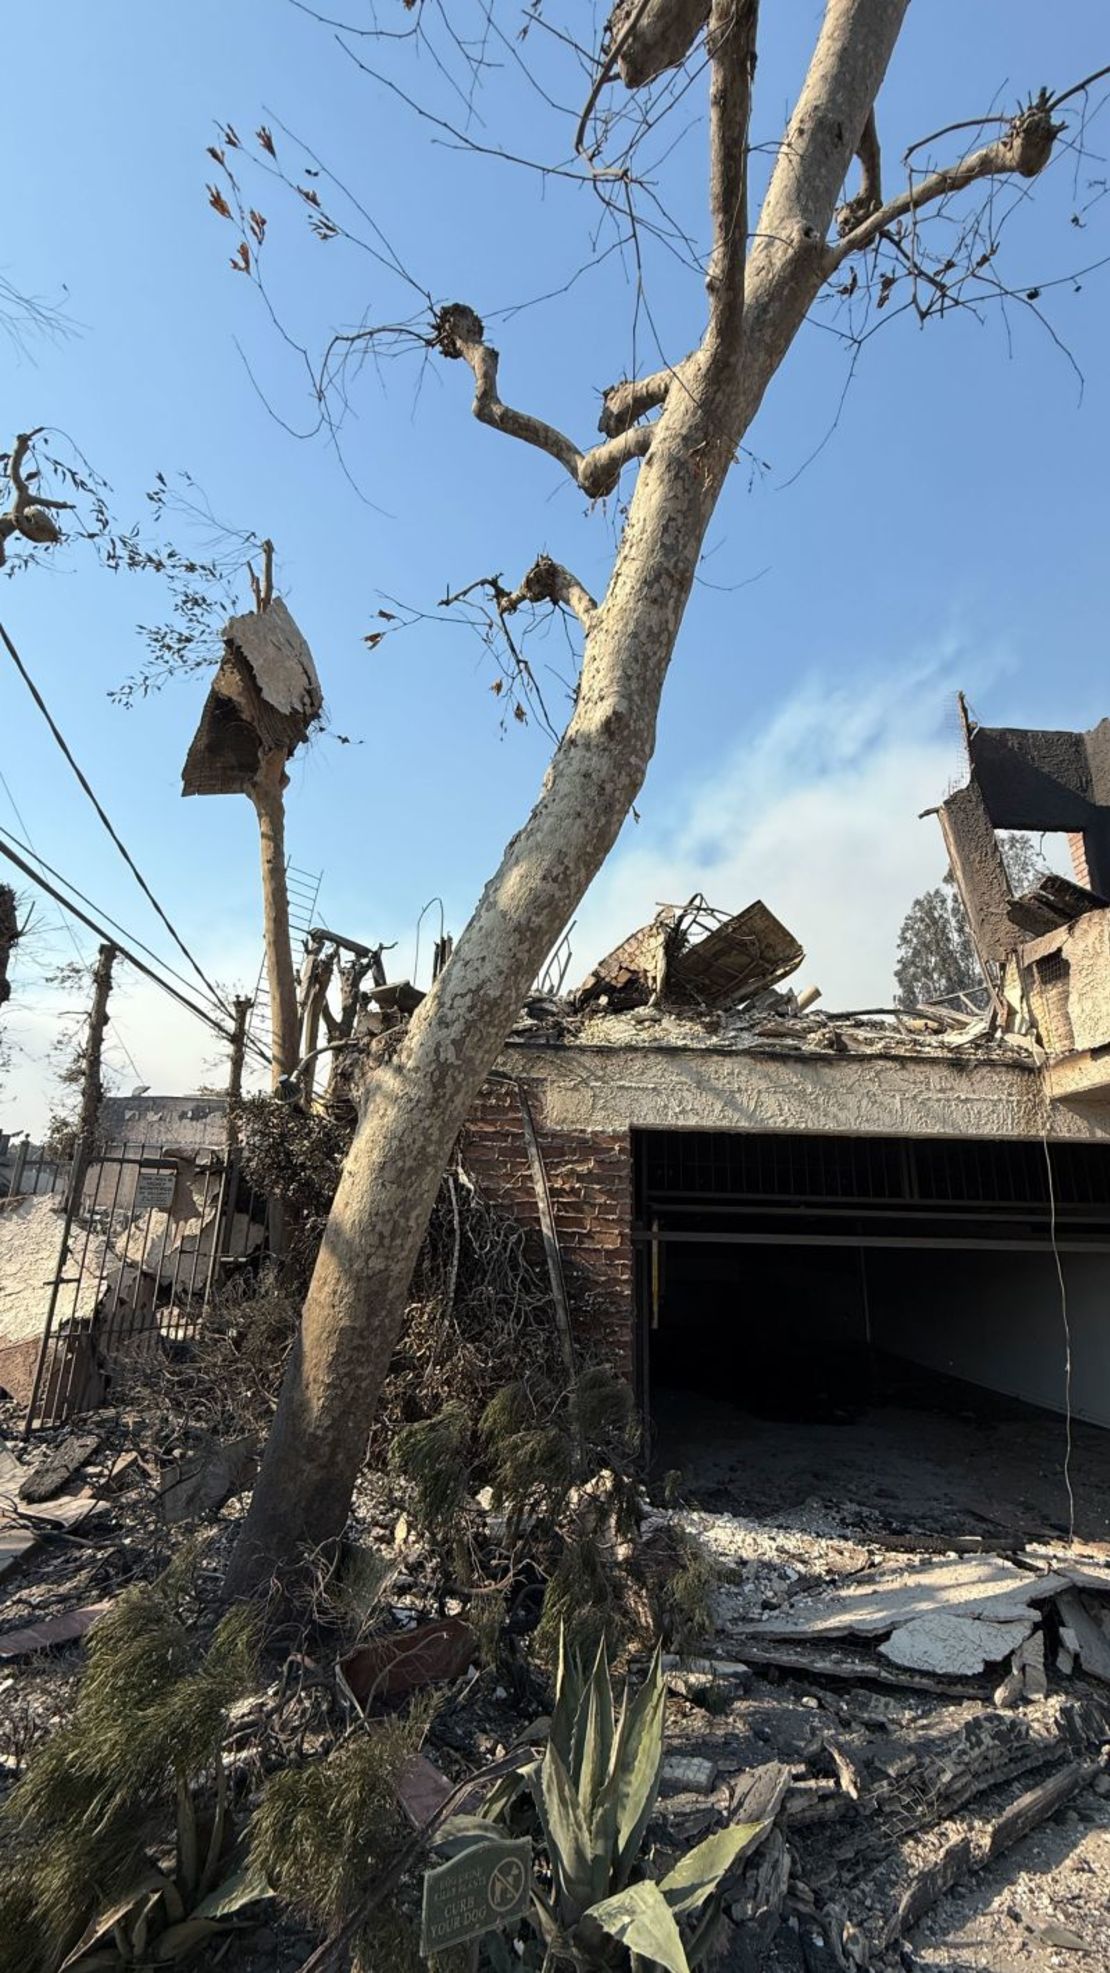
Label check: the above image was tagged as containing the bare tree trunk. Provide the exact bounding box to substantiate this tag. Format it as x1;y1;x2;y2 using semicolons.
227;0;1069;1597
68;941;115;1211
249;748;299;1087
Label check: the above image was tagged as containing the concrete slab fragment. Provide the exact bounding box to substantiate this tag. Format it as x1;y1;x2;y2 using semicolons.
878;1613;1034;1677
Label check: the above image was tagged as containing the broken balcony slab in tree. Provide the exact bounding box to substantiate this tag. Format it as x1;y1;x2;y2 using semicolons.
181;597;323;796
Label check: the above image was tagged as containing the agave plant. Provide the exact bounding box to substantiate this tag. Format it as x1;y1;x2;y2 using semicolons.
441;1633;765;1971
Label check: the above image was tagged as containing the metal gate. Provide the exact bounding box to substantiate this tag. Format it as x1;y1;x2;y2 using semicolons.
2;1141;267;1431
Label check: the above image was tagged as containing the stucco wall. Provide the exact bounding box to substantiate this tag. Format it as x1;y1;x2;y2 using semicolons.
499;1040;1110;1144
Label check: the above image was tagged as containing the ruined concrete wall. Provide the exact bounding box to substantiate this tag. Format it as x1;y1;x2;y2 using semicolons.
499;1041;1110;1145
867;1247;1110;1430
461;1081;635;1378
99;1094;228;1151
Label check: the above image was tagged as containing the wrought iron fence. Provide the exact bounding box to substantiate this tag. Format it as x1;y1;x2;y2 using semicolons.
0;1139;268;1430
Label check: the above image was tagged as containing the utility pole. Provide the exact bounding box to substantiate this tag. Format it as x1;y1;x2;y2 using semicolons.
226;995;253;1149
0;882;18;1007
68;941;115;1210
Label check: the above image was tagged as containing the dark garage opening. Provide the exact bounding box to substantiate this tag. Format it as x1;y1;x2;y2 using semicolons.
634;1129;1110;1542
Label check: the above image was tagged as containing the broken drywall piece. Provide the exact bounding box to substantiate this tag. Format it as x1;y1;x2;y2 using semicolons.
159;1435;257;1524
1055;1588;1110;1685
1016;1626;1048;1700
878;1612;1034;1678
747;1555;1068;1644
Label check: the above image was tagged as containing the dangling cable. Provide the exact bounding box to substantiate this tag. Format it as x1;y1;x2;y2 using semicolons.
1041;1131;1076;1544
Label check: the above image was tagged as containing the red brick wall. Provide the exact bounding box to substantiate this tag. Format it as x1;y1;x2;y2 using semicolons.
460;1080;636;1379
1069;831;1092;890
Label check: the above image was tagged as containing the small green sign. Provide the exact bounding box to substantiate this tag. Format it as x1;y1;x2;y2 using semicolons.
420;1837;531;1956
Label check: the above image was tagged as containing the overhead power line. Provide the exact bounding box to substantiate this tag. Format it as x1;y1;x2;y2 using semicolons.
0;616;231;1017
0;828;269;1063
0;761;147;1084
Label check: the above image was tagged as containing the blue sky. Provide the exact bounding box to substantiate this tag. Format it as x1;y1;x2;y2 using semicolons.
2;1;1108;1130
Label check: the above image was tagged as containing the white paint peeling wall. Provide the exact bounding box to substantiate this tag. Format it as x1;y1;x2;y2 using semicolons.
506;1042;1110;1146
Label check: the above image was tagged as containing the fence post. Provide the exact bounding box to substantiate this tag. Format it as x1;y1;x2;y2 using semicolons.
8;1135;28;1199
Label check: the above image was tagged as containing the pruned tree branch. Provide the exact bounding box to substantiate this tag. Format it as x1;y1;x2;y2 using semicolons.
832;91;1064;261
501;553;598;633
433;303;652;498
0;428;72;567
835;107;883;237
598;366;676;436
609;0;710;90
706;0;759;351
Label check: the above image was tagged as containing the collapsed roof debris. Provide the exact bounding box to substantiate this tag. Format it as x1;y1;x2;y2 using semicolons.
181;597;322;797
573;893;805;1015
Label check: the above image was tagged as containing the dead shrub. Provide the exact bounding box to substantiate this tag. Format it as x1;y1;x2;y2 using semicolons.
0;1551;258;1972
251;1707;430;1971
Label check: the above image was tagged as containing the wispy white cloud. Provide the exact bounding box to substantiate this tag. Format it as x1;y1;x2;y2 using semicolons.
567;647;1010;1010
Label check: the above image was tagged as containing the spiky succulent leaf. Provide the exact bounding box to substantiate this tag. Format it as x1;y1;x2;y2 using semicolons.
536;1742;594;1925
614;1644;666;1886
549;1625;584;1775
659;1822;766;1916
582;1879;690;1973
575;1641;615;1822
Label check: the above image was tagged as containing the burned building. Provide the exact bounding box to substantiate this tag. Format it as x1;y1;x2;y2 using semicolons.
461;731;1110;1509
